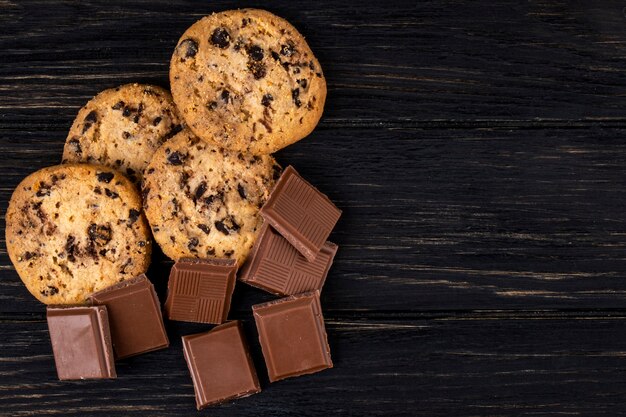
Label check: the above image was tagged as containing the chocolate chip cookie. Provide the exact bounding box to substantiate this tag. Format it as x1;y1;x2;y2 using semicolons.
142;129;281;264
170;9;326;155
62;84;183;185
5;164;152;305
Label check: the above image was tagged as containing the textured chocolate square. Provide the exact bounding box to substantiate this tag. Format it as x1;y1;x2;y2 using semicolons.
240;223;338;296
253;291;332;382
88;274;169;359
260;166;341;261
47;306;116;380
182;321;261;409
165;258;237;324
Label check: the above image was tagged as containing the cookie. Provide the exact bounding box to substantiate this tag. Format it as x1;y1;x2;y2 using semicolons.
62;83;183;185
170;9;326;155
5;164;152;305
142;129;281;265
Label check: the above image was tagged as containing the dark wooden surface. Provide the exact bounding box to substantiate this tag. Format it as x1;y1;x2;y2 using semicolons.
2;1;626;415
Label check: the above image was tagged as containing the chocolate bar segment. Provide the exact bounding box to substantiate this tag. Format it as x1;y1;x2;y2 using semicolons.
165;258;237;324
182;321;261;409
240;223;338;296
46;306;116;380
260;166;341;261
253;290;332;382
88;274;169;359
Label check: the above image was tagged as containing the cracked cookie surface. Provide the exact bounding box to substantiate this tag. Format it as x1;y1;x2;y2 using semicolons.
142;129;280;265
170;9;326;155
62;83;183;185
5;164;152;305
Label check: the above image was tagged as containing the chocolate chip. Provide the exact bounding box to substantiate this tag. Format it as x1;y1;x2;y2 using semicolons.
214;216;240;235
206;247;216;256
40;285;59;297
259;118;272;133
210;27;231;49
68;138;82;155
120;258;132;274
194;181;207;201
84;110;98;123
65;235;77;262
97;172;114;183
271;50;280;61
128;209;140;225
298;79;308;89
104;188;119;199
248;62;267;79
179;38;198;58
88;223;112;246
99;249;108;256
162;124;183;142
34;203;47;224
126;168;135;176
203;192;223;206
237;184;247;199
292;88;302;107
207;101;218;110
122;106;132;117
153;116;162;126
138;241;146;247
22;251;37;261
261;94;273;107
221;89;230;102
280;43;295;57
197;224;211;234
224;250;234;258
188;237;199;251
94;186;102;195
167;151;184;165
247;44;264;61
36;182;51;197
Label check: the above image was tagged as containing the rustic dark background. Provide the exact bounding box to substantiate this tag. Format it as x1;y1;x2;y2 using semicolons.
2;0;626;415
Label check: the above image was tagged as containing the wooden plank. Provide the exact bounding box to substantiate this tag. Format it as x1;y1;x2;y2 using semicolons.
2;127;626;312
1;314;625;416
2;1;626;125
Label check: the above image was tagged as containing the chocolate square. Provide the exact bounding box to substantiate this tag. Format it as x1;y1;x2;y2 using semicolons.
182;321;261;409
47;306;116;380
260;166;341;261
165;258;237;324
253;291;332;382
88;274;169;359
240;223;338;296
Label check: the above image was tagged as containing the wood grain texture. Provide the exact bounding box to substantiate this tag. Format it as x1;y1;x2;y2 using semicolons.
2;315;626;416
3;1;626;126
2;0;626;415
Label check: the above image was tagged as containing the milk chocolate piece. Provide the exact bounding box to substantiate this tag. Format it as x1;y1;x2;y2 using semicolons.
165;258;237;324
88;274;169;359
260;166;342;261
240;223;338;296
46;306;116;380
182;321;261;409
253;291;332;382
